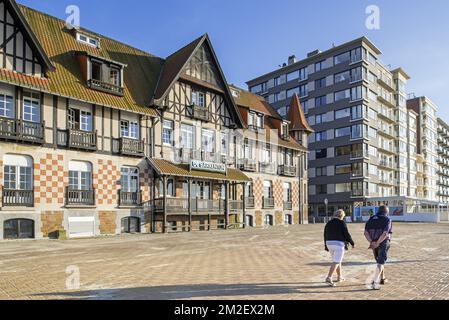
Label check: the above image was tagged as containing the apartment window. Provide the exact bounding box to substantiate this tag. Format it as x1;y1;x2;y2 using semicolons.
351;86;367;101
368;164;378;176
336;183;351;193
350;66;366;82
120;120;139;139
315;131;327;142
335;108;350;119
91;61;102;81
335;70;350;84
315;113;326;124
368;126;377;139
352;181;365;195
3;155;33;191
317;184;327;195
263;181;273;198
335;127;351;138
350;47;365;63
261;143;272;163
23;92;40;123
315;78;326;89
315;95;327;107
351;124;363;139
368;90;377;101
201;129;215;153
334;51;350;65
334;89;350;101
278;106;288;117
351;105;363;120
335;145;351;157
302;100;310;114
162;120;174;146
110;67;121;86
0;94;14;118
68;161;92;191
192;90;205;107
316;148;327;159
299;84;308;97
221;132;229;155
335;164;351;175
368;71;377;83
283;183;292;202
68;108;92;132
121;167;139;193
281;122;289;137
243;138;254;159
368;53;377;64
316;167;327;177
299;67;308;80
287;70;299;82
181;124;195;149
315;60;325;72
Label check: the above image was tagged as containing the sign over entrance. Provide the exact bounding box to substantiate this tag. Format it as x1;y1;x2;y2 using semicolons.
190;160;226;174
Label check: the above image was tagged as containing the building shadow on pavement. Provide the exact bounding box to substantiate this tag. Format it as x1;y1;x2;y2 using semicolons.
308;258;449;267
32;282;367;300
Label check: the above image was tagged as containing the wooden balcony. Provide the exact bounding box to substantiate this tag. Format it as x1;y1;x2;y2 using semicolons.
88;79;124;96
238;159;257;172
229;200;243;212
113;138;145;157
0;118;45;144
245;196;255;209
2;190;34;207
153;198;225;215
186;104;211;122
118;190;142;207
279;165;297;177
58;129;97;151
66;188;95;206
263;197;275;209
283;201;293;211
259;162;276;174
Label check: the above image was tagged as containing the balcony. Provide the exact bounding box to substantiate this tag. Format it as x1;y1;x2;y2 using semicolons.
118;190;142;207
351;189;364;197
113;137;145;157
279;165;297;177
238;159;257;172
58;129;97;151
245;196;255;209
283;201;293;211
87;79;124;96
263;197;275;209
0;118;45;144
153;198;225;215
229;200;243;213
350;150;368;160
2;190;34;207
66;188;95;206
259;162;276;174
186;104;211;122
377;77;395;92
174;148;223;164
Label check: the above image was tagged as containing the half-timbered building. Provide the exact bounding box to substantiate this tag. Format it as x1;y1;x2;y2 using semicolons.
0;0;311;239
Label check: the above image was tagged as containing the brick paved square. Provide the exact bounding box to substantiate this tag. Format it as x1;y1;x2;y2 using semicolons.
0;223;448;300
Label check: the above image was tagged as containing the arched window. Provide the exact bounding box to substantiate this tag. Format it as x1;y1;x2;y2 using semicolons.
121;217;141;234
3;155;34;207
4;219;35;239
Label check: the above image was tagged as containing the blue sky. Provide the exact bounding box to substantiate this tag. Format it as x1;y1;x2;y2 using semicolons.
18;0;449;120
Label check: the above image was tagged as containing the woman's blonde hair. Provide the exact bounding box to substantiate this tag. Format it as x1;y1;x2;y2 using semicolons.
334;209;346;220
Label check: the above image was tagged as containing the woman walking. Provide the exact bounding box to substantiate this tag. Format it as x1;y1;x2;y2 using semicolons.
323;210;355;287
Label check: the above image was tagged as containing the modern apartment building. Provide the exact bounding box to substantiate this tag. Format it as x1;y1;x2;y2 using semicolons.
407;96;439;202
247;37;413;217
437;118;449;204
0;0;311;240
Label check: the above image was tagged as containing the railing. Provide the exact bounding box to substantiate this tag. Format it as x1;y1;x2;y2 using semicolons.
153;198;225;214
119;190;142;207
238;159;257;172
0;118;45;143
279;165;297;177
259;162;276;174
350;150;367;159
66;188;95;206
2;189;34;207
283;201;293;211
186;104;211;122
245;196;255;209
58;129;97;151
229;200;243;212
113;137;145;157
263;197;275;209
174;148;223;164
88;79;124;96
351;189;364;197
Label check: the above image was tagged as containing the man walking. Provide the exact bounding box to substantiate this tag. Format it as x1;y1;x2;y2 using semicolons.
364;205;393;290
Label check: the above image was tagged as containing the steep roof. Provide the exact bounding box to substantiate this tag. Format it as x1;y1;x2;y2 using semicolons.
0;4;164;116
287;94;314;133
230;85;281;119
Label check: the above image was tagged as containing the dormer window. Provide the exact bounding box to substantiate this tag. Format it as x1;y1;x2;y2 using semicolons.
76;32;100;48
248;111;264;131
86;57;124;96
281;122;290;140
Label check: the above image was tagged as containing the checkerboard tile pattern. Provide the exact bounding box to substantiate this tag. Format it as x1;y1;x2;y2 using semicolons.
140;167;152;203
0;160;3;207
94;159;120;206
292;181;299;207
253;177;263;208
34;154;65;205
274;180;283;208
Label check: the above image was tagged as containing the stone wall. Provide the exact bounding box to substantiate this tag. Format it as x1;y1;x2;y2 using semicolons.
98;211;117;235
41;211;64;238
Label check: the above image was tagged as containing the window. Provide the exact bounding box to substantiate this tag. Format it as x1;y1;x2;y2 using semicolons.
201;129;215;153
315;78;326;89
287;87;299;98
334;51;350;65
23;92;40;123
315;131;327;142
315;95;327;107
299;67;308;80
368;52;377;64
351;67;366;82
91;61;102;81
316;148;327;159
351;124;364;139
77;32;99;48
3;155;33;191
221;132;229;155
335;127;351;138
263;181;273;198
160;179;175;197
281;122;289;137
250;83;267;94
315;113;326;124
162;120;174;145
287;70;299;82
336;183;351;193
192;90;205;107
351;86;366;101
335;71;350;84
283;183;292;202
121;120;139;139
261;143;272;163
316;167;327;177
335;108;350;119
335;145;351;157
334;89;350;101
0;94;14;118
68;161;92;191
110;67;120;86
336;164;351;175
68;108;93;132
350;47;365;63
317;184;327;194
315;60;325;72
351;105;363;120
121;167;139;192
243;138;253;159
181;124;195;149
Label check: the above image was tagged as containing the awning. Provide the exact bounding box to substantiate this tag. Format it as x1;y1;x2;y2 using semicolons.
148;158;251;183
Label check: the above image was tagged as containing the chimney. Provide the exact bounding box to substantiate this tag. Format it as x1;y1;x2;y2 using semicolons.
307;49;321;58
288;55;297;65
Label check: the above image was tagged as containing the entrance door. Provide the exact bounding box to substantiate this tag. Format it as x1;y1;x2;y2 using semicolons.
264;215;274;227
121;217;141;233
245;215;254;228
3;219;35;239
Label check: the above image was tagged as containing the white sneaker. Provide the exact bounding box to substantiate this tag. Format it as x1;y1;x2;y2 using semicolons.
326;278;336;287
371;282;381;290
